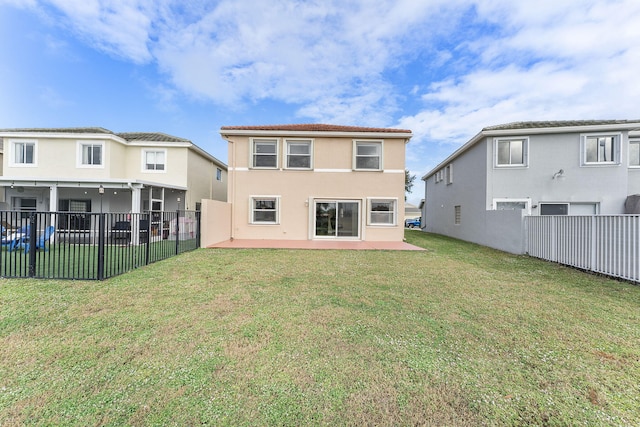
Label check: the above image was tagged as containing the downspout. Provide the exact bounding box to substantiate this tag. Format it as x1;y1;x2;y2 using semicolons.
225;136;236;241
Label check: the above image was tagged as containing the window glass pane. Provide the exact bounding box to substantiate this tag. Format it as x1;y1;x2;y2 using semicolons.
254;200;275;210
254;154;277;167
496;202;526;210
585;137;598;162
255;142;276;154
288;143;310;154
510;140;523;164
630;142;640;166
288;156;310;168
15;143;23;163
254;211;276;222
357;144;379;155
25;144;34;163
356;156;379;169
540;204;568;215
600;137;613;162
497;141;510;164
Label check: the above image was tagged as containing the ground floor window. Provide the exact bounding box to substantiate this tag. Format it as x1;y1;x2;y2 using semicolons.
540;203;568;215
454;205;461;225
12;197;37;218
493;198;531;215
251;197;279;224
58;199;92;230
368;198;397;225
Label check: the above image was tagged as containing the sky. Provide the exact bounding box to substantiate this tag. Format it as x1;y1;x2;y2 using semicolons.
1;0;639;206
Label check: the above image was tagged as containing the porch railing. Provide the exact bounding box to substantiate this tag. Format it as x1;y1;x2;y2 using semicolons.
0;210;200;280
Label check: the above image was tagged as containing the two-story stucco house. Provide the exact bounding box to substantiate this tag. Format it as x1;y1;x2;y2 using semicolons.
422;120;640;253
219;124;412;243
0;128;227;220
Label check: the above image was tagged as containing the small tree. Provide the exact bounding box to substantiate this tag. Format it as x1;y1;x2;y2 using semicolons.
405;169;416;200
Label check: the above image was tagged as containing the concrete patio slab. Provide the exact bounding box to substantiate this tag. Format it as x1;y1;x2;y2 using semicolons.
208;239;425;251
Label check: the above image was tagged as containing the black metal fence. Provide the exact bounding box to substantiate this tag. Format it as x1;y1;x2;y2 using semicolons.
0;210;200;280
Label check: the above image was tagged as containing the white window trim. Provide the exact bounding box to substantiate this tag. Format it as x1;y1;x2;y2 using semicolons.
492;198;532;215
493;137;529;168
250;138;280;169
628;139;640;168
141;148;168;173
367;197;398;226
249;195;280;225
284;138;314;170
9;139;38;167
76;140;105;169
445;164;453;184
580;132;622;166
353;140;383;171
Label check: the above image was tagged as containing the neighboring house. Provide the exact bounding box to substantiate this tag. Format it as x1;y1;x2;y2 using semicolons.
220;124;412;242
422;120;640;253
0;128;227;224
404;202;421;222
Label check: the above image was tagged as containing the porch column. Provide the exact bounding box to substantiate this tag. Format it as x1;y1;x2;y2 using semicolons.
49;186;58;212
131;186;141;214
49;186;58;227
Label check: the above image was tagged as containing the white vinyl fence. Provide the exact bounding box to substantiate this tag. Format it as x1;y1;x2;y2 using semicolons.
526;215;640;283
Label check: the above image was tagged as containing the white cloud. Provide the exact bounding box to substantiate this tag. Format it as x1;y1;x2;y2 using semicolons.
5;0;640;156
401;0;640;161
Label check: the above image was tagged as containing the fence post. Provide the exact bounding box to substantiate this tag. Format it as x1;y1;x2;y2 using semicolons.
97;213;105;280
28;213;37;277
175;210;181;255
145;213;151;266
196;210;201;249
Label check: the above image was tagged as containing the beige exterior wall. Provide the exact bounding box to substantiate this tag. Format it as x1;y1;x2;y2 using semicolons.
200;199;231;247
1;134;227;213
227;134;406;242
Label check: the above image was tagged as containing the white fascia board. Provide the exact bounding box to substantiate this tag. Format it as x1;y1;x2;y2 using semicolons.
220;129;413;140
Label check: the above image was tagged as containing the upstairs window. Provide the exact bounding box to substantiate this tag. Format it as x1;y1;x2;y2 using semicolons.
81;143;103;166
630;140;640;167
251;139;278;169
286;139;312;169
216;167;223;181
11;140;36;166
495;138;528;167
143;150;166;171
354;141;382;170
582;134;620;165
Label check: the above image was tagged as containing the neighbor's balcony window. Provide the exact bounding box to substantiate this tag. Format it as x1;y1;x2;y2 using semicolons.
144;150;166;171
583;135;620;165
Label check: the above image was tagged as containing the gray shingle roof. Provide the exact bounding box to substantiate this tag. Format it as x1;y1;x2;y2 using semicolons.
116;132;191;143
0;127;113;134
483;120;640;131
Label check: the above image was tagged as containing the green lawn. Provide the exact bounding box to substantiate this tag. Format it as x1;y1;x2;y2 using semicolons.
1;231;639;425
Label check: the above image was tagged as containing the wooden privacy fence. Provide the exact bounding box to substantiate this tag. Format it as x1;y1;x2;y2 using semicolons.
526;215;640;283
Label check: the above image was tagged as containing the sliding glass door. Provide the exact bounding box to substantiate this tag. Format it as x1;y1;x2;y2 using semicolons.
314;200;360;238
